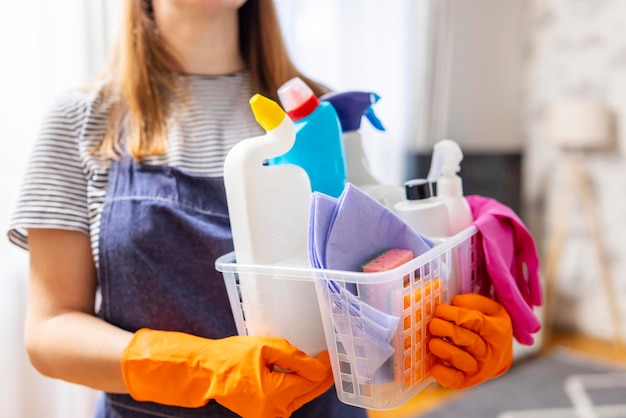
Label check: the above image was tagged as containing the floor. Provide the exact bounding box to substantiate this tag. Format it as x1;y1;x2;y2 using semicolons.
367;332;626;418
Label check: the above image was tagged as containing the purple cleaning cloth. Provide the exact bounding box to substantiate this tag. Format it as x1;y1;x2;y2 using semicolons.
324;184;433;271
309;192;338;269
466;195;543;345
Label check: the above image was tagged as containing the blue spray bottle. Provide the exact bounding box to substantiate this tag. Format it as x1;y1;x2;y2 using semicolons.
267;77;346;198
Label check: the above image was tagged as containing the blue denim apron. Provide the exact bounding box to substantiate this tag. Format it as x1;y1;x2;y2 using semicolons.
94;156;365;418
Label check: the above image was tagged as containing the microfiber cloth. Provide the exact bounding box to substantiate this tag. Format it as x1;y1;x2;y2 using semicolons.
309;192;338;270
466;195;543;345
322;184;433;271
309;184;434;379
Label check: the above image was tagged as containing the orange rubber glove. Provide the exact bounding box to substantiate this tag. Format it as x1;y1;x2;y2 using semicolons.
121;329;334;417
428;294;513;390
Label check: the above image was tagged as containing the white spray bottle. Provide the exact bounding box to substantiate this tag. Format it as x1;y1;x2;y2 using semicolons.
321;91;405;210
426;139;473;236
223;94;326;356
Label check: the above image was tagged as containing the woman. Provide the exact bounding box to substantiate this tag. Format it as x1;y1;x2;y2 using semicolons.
8;0;514;417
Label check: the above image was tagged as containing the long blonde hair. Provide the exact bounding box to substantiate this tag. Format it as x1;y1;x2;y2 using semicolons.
99;0;326;161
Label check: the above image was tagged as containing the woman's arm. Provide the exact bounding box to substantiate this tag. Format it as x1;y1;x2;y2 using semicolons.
25;228;133;393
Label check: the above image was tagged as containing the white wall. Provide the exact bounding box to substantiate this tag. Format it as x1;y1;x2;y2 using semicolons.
445;0;525;152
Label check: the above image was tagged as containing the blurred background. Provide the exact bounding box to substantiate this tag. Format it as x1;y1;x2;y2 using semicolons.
1;0;625;417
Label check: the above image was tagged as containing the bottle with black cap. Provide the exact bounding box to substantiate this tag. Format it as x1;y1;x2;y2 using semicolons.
393;178;450;239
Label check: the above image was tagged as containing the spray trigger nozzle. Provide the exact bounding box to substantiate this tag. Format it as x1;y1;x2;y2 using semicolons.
365;106;385;131
426;139;464;183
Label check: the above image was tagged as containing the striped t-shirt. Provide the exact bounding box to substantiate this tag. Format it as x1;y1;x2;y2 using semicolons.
8;71;263;266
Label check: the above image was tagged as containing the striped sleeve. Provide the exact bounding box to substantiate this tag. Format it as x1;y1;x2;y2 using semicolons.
7;92;90;250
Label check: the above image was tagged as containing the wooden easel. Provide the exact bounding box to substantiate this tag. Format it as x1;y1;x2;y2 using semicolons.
542;155;624;352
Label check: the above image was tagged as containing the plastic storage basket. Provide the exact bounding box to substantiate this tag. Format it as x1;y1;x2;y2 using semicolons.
215;225;484;410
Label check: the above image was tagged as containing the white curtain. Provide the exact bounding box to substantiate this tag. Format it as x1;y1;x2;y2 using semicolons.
0;2;120;417
0;1;450;416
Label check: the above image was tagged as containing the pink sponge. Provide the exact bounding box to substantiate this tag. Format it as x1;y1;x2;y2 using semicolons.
362;248;414;272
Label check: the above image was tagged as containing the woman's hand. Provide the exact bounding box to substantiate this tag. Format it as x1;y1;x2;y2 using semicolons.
428;294;513;390
122;330;334;417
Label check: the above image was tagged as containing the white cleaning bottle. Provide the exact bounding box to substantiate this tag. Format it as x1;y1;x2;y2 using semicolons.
224;94;311;264
394;178;450;239
426;139;473;236
223;94;326;356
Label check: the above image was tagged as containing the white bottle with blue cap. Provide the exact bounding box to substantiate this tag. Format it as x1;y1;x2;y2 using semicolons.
321;91;405;209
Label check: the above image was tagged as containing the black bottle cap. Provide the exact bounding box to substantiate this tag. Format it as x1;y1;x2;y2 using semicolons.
404;179;433;200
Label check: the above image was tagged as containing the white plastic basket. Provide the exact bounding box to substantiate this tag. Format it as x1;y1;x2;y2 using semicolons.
215;225;484;410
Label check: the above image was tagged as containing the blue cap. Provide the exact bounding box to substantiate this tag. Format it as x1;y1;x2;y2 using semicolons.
321;91;385;132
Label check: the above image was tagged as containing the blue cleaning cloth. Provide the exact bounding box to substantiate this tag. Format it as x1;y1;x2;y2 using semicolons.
309;183;433;380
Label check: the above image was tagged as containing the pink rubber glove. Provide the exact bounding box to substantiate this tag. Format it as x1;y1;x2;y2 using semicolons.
466;195;542;345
